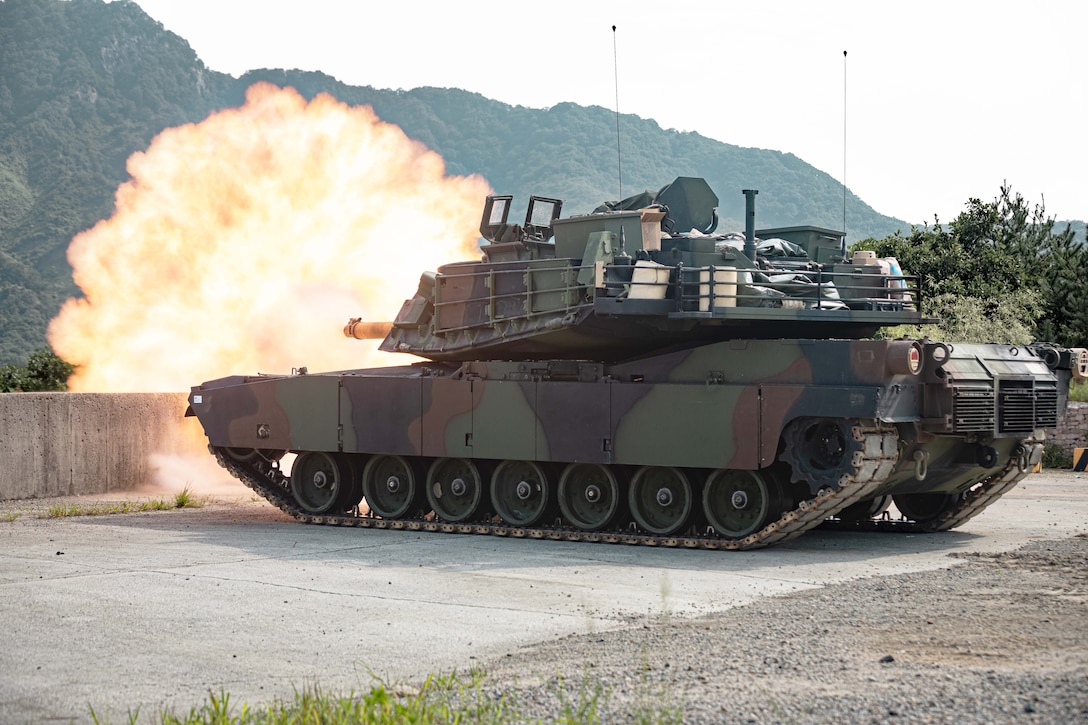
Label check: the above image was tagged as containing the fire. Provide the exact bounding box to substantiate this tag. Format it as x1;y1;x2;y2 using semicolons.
49;83;491;392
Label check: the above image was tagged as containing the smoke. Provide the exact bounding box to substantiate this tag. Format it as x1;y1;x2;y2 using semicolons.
50;82;491;392
145;452;249;498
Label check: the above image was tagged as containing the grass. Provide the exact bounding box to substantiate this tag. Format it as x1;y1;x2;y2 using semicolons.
549;671;607;724
39;485;206;519
1070;379;1088;403
173;484;204;509
1043;442;1074;469
1;511;20;522
86;669;684;725
91;673;516;725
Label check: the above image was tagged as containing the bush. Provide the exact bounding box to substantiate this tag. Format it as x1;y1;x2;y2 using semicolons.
0;348;75;392
1042;442;1073;470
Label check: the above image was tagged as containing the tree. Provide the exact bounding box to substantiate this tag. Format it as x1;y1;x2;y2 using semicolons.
862;185;1087;346
0;348;75;392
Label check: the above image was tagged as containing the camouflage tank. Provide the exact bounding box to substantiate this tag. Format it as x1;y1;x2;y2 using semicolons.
186;178;1087;549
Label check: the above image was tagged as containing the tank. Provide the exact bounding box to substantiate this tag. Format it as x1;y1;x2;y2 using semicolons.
186;178;1088;550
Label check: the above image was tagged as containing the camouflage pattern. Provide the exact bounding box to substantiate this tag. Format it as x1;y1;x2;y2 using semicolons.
188;337;1079;508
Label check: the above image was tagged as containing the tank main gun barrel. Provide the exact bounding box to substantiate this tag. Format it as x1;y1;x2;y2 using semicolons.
344;319;393;340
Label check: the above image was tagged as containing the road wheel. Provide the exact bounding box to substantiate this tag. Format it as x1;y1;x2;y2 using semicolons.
703;469;782;539
628;466;693;535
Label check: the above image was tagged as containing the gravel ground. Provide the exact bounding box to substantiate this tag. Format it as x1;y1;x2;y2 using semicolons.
4;488;1086;723
481;534;1088;724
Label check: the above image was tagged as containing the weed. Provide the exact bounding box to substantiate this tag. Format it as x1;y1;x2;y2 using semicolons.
550;670;607;724
628;644;683;725
1;511;20;522
36;489;208;519
41;499;176;518
632;681;683;725
45;502;119;518
92;671;525;724
174;484;205;509
1069;379;1087;403
1042;442;1073;469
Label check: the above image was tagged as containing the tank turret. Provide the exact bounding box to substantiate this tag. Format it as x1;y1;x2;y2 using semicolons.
372;178;925;362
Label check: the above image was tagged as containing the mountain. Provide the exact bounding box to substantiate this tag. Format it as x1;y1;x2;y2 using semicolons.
230;69;904;236
0;0;229;363
4;0;1064;365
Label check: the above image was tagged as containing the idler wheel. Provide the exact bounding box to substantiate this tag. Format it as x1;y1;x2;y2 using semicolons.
780;418;865;492
362;455;422;519
290;451;353;515
893;492;964;524
222;448;285;464
225;447;258;463
703;469;782;539
837;494;893;522
558;463;621;531
426;458;483;523
628;466;693;535
491;460;551;527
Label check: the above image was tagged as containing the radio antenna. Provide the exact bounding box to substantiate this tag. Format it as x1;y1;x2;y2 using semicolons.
612;24;623;201
842;49;848;251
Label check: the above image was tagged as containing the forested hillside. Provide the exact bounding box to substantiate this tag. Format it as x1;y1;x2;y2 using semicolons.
0;0;1082;364
0;0;229;362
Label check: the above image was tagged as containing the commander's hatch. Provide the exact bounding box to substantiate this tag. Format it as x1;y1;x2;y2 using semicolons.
480;194;563;243
524;195;563;240
480;195;513;242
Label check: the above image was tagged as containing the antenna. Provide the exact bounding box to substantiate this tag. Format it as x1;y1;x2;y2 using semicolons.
842;49;848;253
612;25;623;201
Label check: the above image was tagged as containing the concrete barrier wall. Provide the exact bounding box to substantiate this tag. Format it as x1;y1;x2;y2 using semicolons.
0;393;204;500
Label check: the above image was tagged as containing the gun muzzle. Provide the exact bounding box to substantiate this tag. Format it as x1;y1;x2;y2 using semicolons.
344;319;394;340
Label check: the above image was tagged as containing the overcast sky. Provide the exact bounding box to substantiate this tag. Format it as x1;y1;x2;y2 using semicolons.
131;0;1086;225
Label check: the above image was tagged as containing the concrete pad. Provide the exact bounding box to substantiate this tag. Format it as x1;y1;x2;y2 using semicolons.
0;471;1085;722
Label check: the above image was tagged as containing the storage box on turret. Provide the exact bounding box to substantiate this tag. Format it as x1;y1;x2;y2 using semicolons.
755;225;845;264
831;250;906;307
554;208;665;258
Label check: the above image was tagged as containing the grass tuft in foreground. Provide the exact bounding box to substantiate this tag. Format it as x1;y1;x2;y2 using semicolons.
173;484;205;509
91;673;521;725
87;669;683;725
40;485;206;519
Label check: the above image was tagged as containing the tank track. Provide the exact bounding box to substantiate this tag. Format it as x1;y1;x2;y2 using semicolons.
822;439;1039;534
211;422;899;550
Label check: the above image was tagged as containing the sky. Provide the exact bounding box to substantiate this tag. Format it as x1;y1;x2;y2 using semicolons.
130;0;1087;225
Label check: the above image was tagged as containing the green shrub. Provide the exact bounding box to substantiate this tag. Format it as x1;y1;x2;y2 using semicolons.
1042;442;1072;469
0;348;75;392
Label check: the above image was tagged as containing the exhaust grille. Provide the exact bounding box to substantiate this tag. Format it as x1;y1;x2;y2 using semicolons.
998;380;1058;433
1035;388;1059;428
951;386;995;433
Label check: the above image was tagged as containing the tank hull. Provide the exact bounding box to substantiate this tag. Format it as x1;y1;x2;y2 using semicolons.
187;338;1065;549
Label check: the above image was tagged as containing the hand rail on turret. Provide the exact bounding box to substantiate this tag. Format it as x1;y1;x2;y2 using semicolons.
423;256;922;338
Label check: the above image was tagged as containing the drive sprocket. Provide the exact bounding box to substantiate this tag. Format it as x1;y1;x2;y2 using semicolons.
780;417;867;494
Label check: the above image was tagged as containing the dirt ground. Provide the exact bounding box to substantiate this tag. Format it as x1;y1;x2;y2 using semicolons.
483;534;1088;723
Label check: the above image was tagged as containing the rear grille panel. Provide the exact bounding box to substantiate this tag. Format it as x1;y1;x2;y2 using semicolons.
951;386;995;433
950;379;1058;435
